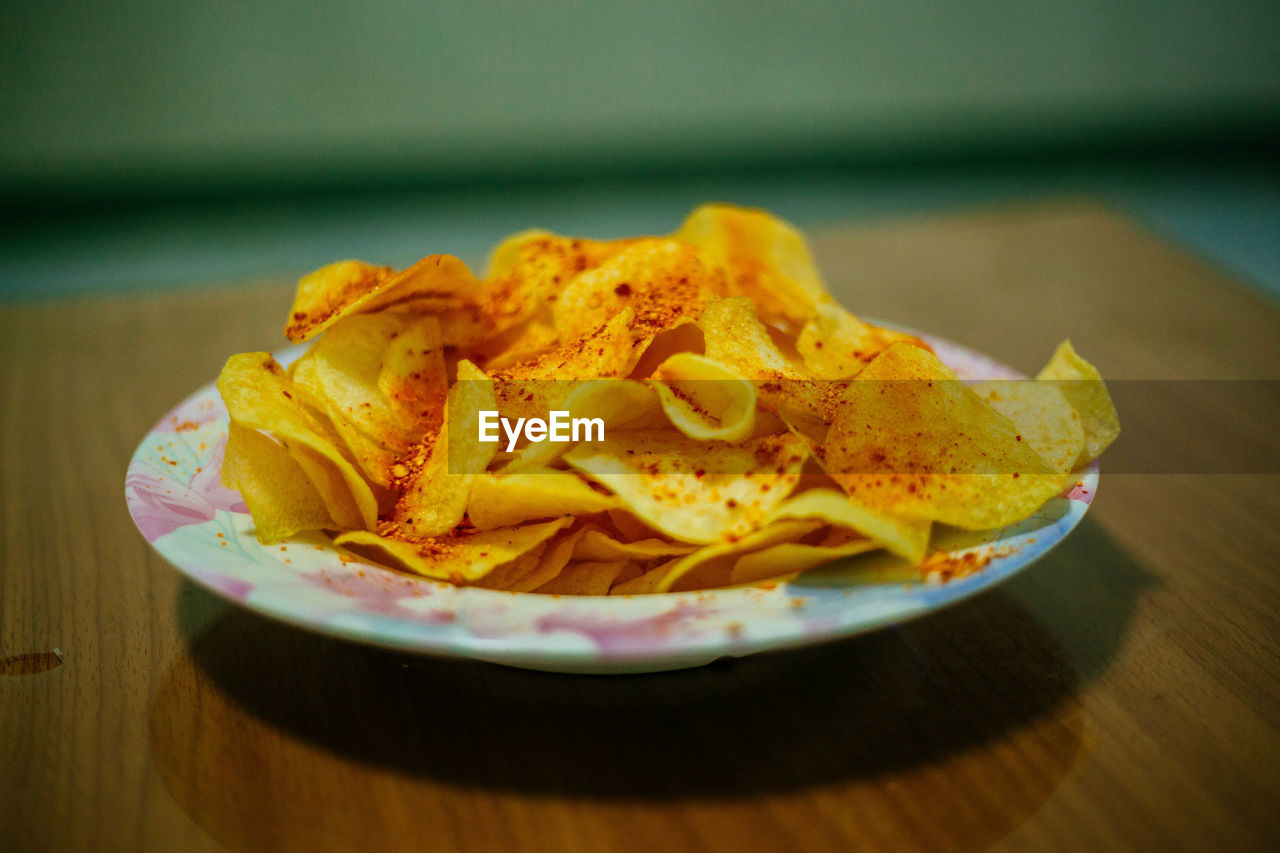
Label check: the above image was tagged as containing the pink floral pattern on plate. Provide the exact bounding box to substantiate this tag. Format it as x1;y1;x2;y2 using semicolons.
126;334;1099;673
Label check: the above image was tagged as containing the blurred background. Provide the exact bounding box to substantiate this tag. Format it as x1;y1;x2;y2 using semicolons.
2;0;1278;300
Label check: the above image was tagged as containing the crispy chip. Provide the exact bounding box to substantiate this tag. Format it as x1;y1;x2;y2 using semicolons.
289;313;446;487
650;353;757;442
217;353;379;530
459;231;640;364
387;360;496;538
972;379;1085;474
674;204;828;330
1036;340;1121;465
499;379;662;472
767;488;930;564
467;470;618;530
572;527;699;561
285;255;478;343
553;239;723;343
222;423;333;542
536;560;631;595
337;517;571;584
473;541;554;591
699;296;805;381
729;530;880;586
564;431;809;544
818;343;1066;530
615;519;822;594
796;300;925;379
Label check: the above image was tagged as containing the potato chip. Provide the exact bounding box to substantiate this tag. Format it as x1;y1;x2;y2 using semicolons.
285;255;478;344
475;524;592;591
818;343;1066;530
284;260;391;341
467;469;618;530
553;239;724;343
729;531;880;586
1036;340;1121;465
463;231;640;361
695;296;842;432
385;359;496;538
536;560;632;595
217;352;379;530
571;527;699;561
795;300;926;379
699;296;806;381
222;423;333;542
493;308;642;384
615;519;823;594
767;488;931;564
674;204;828;330
499;379;663;472
564;431;809;544
336;517;571;584
474;316;561;373
541;524;592;566
286;443;371;530
289;313;446;487
972;379;1085;474
473;541;553;591
606;508;667;543
649;353;757;442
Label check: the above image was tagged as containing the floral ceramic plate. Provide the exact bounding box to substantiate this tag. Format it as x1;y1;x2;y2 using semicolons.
127;332;1097;674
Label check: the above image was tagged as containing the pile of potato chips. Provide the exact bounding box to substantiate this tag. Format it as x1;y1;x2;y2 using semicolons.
217;205;1118;594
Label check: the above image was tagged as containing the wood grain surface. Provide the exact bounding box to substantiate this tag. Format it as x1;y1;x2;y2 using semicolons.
2;200;1278;852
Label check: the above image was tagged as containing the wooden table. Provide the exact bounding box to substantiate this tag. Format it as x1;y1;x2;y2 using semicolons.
3;200;1278;852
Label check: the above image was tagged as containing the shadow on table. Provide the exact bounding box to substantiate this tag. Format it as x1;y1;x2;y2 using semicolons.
149;517;1153;850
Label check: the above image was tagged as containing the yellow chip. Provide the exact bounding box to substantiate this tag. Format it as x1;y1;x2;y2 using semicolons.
473;541;553;591
222;423;334;543
571;527;699;561
699;296;806;381
217;352;379;530
795;300;925;379
286;443;370;530
767;488;930;564
289;313;446;487
564;431;809;544
535;560;631;596
466;469;618;530
473;315;561;373
493;308;643;384
285;254;478;343
695;296;841;432
1036;340;1120;465
553;239;724;343
729;529;880;586
674;204;828;330
387;359;497;538
499;379;663;472
819;343;1066;530
649;353;757;443
474;524;590;591
615;519;822;594
451;231;636;364
336;517;571;584
606;508;667;542
972;379;1086;474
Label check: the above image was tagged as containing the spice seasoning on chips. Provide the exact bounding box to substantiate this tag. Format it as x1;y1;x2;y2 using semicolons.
216;204;1118;594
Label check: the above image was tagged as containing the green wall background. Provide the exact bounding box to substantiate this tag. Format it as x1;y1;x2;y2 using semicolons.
3;1;1278;202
